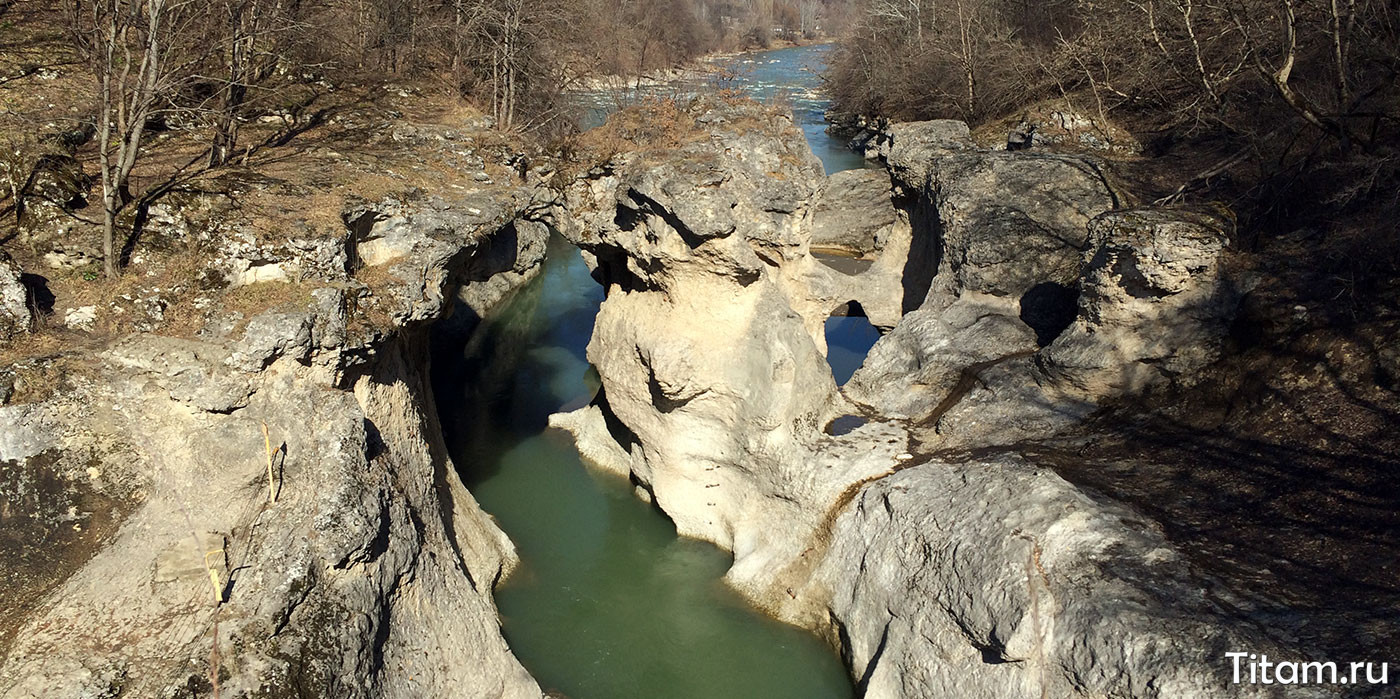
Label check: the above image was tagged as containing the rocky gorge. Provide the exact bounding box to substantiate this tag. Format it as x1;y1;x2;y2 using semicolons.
0;89;1390;699
541;98;1356;698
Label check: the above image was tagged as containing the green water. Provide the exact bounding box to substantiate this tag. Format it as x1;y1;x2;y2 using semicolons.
432;236;855;699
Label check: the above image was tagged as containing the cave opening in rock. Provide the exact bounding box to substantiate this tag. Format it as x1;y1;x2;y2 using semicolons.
825;300;881;386
1019;281;1079;346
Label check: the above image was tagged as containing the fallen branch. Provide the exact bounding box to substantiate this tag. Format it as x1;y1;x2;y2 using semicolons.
1155;148;1253;205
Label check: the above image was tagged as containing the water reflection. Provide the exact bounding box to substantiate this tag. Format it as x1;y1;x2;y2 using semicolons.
825;314;881;385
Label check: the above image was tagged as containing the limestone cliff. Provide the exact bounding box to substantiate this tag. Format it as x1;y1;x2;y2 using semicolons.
0;174;548;697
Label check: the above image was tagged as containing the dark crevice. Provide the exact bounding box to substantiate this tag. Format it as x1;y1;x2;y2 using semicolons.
1019;281;1079;346
647;369;701;413
595;385;641;452
852;619;892;696
19;273;54;317
829;299;869;318
898;190;943;314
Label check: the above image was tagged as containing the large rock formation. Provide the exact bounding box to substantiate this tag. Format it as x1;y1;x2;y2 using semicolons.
838;121;1251;454
809;169;899;255
813;452;1317;699
546;99;1300;698
0;185;546;697
843;122;1121;430
805;168;910;330
543;97;906;608
930;208;1245;449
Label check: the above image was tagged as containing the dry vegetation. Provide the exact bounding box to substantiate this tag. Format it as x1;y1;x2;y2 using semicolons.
828;0;1399;321
0;0;855;285
575;96;726;155
563;92;790;174
0;0;536;359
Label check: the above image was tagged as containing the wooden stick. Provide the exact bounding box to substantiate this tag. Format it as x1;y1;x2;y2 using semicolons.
261;422;278;503
203;548;225;604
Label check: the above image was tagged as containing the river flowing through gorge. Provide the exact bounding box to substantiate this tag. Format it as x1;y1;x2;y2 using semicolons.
3;9;1388;697
431;44;867;699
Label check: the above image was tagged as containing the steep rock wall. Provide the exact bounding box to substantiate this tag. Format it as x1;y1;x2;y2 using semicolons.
0;187;547;698
541;98;905;612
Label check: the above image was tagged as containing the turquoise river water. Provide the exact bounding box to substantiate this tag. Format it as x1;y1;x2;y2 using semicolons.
432;44;878;699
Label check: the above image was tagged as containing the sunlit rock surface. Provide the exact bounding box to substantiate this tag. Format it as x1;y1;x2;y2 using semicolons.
0;180;545;698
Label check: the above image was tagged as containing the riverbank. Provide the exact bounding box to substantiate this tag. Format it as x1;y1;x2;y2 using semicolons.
569;37;834;92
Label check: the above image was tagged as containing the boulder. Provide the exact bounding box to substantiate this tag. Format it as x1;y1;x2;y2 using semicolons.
0;252;32;342
880;119;975;177
1007;108;1141;154
845;292;1037;420
847;146;1117;423
62;305;97;330
809;169;898;255
226;309;316;373
900;151;1117;314
813;453;1313;699
930;209;1244;449
1040;208;1242;395
15;155;90;243
233;261;293;286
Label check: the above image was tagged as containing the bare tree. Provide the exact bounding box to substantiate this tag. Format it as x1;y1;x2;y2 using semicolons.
209;0;265;167
86;0;191;277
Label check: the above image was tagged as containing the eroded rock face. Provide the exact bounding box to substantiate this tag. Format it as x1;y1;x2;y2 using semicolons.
845;291;1037;420
845;138;1118;425
1;338;537;699
815;454;1314;699
899;151;1117;313
346;188;537;327
455;219;549;321
0;193;546;698
543;98;907;609
931;208;1245;449
859;119;974;166
1041;209;1242;395
810;169;898;255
